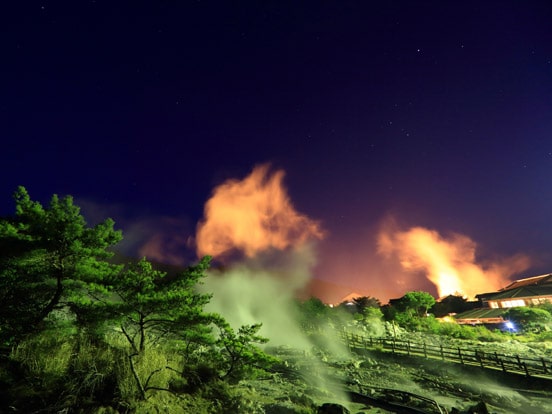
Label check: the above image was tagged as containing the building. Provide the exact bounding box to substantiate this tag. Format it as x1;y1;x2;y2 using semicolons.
476;274;552;309
455;273;552;325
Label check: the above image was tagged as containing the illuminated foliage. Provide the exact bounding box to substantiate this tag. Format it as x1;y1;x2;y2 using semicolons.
352;296;382;313
296;297;331;331
397;291;436;317
0;186;122;347
362;306;384;320
0;188;281;410
504;307;552;332
214;322;277;382
107;256;218;354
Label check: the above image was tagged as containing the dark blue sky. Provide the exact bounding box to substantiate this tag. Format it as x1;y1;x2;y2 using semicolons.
2;1;551;300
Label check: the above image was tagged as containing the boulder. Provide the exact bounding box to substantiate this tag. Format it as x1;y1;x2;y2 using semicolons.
317;402;350;414
467;401;490;414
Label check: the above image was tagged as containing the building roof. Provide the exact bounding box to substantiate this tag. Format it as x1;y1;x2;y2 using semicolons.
500;273;552;290
476;273;552;301
477;285;552;302
455;308;507;321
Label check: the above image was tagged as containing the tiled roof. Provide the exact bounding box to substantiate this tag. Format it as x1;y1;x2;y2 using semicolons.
479;285;552;301
454;308;507;320
475;273;552;301
500;273;552;290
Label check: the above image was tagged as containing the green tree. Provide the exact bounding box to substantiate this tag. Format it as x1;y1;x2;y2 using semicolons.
362;306;384;320
0;186;122;347
398;291;436;317
537;301;552;314
431;294;471;317
504;307;552;332
214;322;277;382
108;256;218;354
96;256;220;399
352;296;382;315
296;297;330;332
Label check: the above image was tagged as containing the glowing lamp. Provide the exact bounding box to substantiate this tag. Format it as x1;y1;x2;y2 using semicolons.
504;320;516;332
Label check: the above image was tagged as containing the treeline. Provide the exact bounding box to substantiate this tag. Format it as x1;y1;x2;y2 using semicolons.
0;187;276;413
297;290;552;342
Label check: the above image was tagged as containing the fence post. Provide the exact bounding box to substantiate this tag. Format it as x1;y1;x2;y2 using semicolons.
407;340;411;356
458;347;464;365
476;350;484;368
523;362;530;377
516;355;523;371
440;345;445;361
423;342;427;359
542;358;548;374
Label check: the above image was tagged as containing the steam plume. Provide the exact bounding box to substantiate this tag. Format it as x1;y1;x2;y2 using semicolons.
378;223;530;299
199;245;317;348
196;164;324;258
194;164;347;359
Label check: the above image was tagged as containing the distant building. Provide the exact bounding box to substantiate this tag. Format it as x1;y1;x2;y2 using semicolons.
476;274;552;309
455;273;552;325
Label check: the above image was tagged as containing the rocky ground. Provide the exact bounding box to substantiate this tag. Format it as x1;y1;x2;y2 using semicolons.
235;332;552;414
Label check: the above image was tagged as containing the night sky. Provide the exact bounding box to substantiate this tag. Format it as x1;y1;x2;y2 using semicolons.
2;2;552;302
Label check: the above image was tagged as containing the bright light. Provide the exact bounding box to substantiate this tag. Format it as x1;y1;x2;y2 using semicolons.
504;320;516;332
377;224;531;299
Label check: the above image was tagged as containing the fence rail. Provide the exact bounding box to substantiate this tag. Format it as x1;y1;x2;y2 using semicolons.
343;332;552;379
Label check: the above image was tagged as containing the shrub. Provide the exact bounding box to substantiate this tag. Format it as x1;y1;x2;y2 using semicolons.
533;330;552;342
504;307;552;333
11;331;74;384
182;362;220;392
473;326;509;342
215;323;279;382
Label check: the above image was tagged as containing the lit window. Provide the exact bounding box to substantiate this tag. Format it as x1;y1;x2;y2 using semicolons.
489;301;499;308
500;300;525;308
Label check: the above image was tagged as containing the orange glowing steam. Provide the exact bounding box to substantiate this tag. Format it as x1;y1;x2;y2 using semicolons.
378;225;530;299
196;164;324;258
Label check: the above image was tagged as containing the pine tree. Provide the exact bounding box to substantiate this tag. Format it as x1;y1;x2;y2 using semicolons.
0;186;122;347
107;256;218;354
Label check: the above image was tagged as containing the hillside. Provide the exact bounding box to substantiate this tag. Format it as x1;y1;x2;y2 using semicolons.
237;331;552;414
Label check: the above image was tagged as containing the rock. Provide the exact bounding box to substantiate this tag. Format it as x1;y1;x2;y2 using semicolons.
467;401;489;414
317;402;350;414
359;359;376;368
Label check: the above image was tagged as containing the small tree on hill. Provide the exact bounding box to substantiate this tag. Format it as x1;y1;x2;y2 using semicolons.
107;256;217;354
398;291;436;317
296;297;330;332
214;322;278;382
91;256;220;399
352;296;382;315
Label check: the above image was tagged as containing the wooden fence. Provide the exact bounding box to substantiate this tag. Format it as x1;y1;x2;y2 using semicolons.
343;332;552;379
